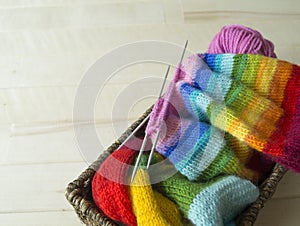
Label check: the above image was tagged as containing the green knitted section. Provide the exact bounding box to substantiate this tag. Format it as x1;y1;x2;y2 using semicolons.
154;173;220;217
240;54;262;88
224;83;243;106
231;54;248;81
226;81;255;115
133;152;165;169
132;154;148;169
199;145;239;181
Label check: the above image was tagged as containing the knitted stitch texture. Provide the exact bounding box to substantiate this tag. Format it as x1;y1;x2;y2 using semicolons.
207;25;277;180
146;53;300;175
92;147;137;226
130;169;182;226
154;172;259;226
146;63;258;181
201;53;300;171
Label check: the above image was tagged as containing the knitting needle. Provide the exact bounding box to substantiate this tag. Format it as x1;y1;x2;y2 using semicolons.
131;40;189;182
117;64;170;151
131;65;170;182
117;114;151;150
118;41;188;151
145;40;188;169
145;65;170;169
146;130;160;169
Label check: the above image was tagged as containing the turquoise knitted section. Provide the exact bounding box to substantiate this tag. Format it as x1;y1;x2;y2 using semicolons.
188;176;259;225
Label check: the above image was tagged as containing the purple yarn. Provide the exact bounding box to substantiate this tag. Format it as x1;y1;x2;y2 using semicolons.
208;24;277;57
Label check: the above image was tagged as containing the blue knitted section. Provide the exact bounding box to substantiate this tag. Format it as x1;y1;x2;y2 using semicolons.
180;83;210;121
200;53;216;69
169;121;210;165
180;128;226;180
187;176;259;226
174;125;211;180
202;53;235;76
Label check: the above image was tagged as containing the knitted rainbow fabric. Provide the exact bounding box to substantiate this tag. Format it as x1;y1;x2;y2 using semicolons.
146;62;257;181
146;53;300;177
154;172;259;226
92;147;138;226
200;53;300;171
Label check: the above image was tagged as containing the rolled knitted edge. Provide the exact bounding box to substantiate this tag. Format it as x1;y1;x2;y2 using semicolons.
130;169;182;226
92;148;138;226
187;176;259;225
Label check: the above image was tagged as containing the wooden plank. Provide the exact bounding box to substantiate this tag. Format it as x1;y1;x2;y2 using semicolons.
162;0;183;24
0;23;298;58
0;125;10;163
0;121;134;165
0;211;82;226
1;81;162;124
0;162;87;212
0;56;170;88
0;0;158;8
182;0;300;14
255;198;300;226
0;2;165;30
0;45;300;89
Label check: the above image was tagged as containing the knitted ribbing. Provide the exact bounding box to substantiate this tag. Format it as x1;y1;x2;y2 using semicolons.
154;173;259;226
92;148;137;226
130;169;182;226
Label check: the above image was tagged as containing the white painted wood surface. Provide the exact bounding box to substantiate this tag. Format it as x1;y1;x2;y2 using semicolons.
0;0;300;225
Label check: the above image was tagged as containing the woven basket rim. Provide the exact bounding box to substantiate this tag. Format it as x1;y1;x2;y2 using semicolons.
65;107;288;226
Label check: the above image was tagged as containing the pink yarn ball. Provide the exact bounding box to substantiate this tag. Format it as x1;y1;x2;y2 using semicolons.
208;24;276;57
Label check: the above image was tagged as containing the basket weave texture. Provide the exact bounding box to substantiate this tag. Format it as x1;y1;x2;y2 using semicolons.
65;108;288;226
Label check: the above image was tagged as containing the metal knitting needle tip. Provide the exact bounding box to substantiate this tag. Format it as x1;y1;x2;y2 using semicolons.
179;40;188;66
118;65;170;151
117;114;150;150
158;65;170;98
146;130;160;169
131;133;148;183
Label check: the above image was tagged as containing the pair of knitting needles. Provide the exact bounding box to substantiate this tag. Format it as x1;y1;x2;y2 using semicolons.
117;40;189;182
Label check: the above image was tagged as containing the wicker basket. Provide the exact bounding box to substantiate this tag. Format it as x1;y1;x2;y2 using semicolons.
65;108;288;226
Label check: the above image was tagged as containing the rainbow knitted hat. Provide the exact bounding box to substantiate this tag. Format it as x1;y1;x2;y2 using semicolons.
146;53;300;175
154;172;259;226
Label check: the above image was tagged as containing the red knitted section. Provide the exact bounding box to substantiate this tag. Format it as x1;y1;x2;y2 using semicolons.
277;65;300;169
263;64;300;171
92;148;137;226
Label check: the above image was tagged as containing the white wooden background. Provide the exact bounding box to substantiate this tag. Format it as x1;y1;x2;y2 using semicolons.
0;0;300;225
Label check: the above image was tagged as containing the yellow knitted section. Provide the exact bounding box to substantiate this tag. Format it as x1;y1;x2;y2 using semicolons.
154;191;182;226
130;169;181;226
